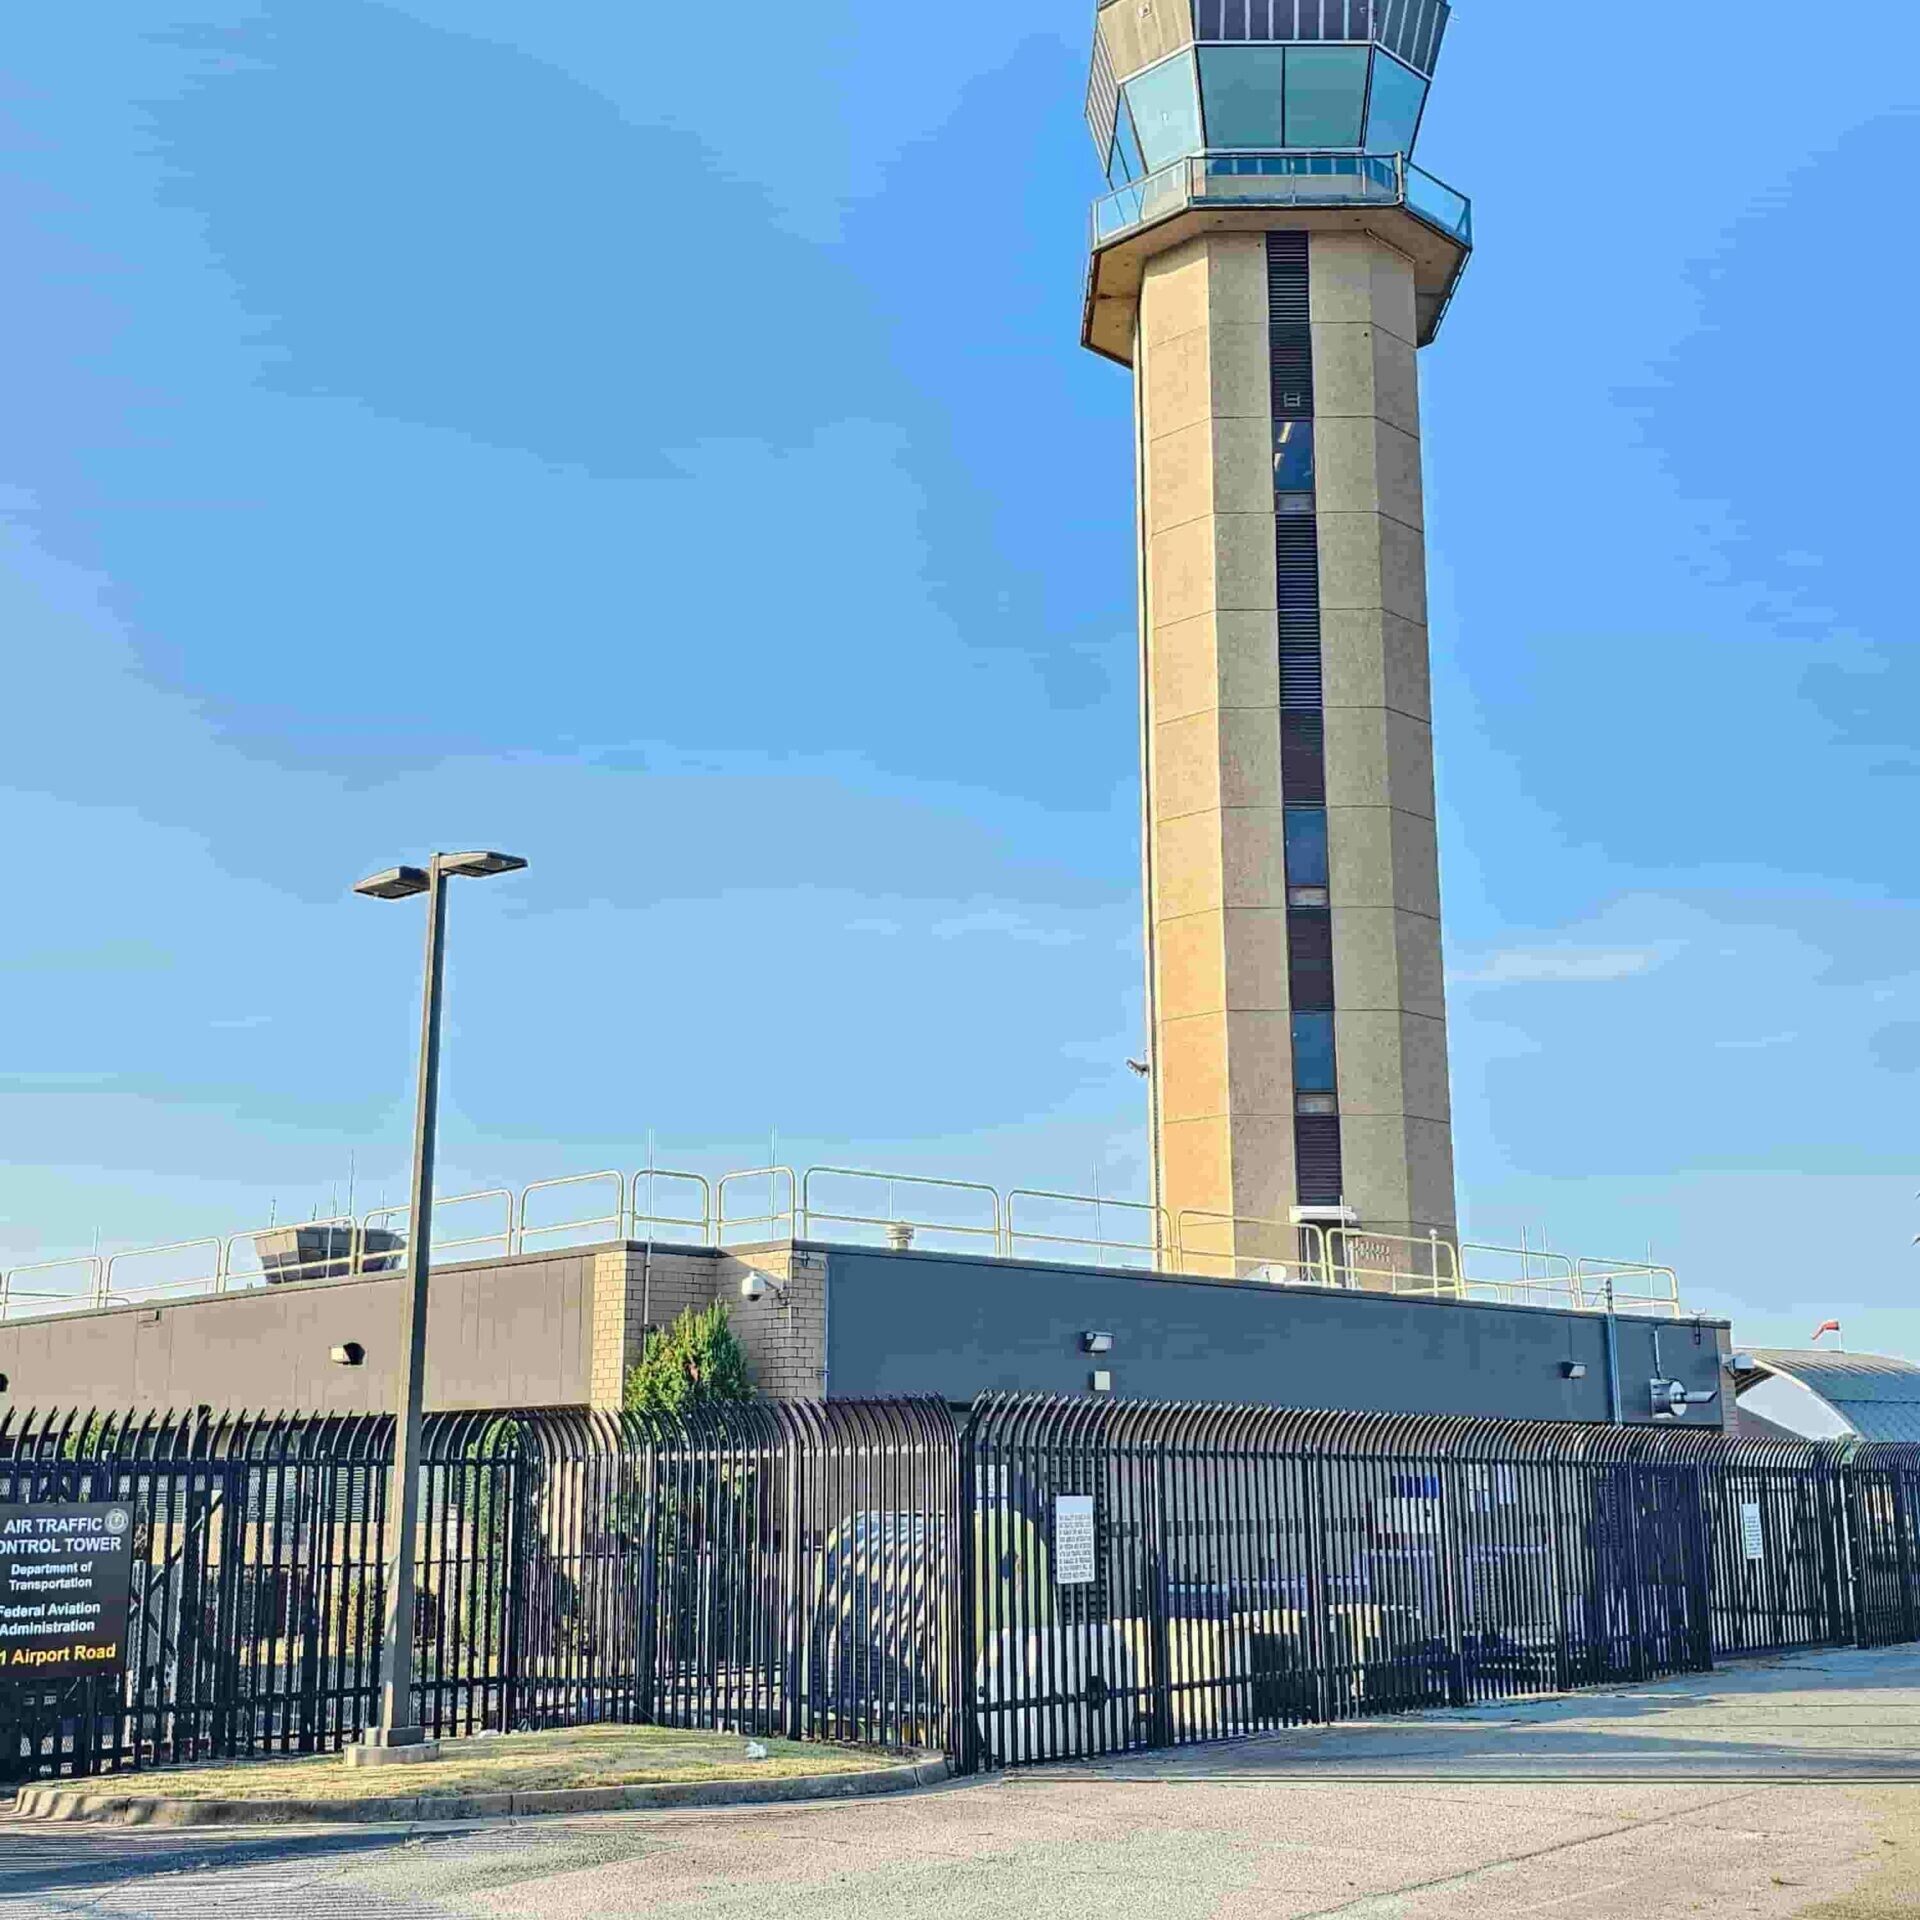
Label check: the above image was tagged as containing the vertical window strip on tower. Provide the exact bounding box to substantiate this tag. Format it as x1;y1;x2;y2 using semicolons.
1267;231;1344;1211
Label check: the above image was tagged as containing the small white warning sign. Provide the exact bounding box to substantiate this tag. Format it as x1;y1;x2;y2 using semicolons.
1740;1502;1765;1563
1054;1495;1096;1586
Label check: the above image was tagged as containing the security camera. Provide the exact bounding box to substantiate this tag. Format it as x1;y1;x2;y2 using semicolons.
739;1270;786;1305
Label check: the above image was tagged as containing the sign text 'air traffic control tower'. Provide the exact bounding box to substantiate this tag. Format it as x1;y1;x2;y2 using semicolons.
1084;0;1471;1275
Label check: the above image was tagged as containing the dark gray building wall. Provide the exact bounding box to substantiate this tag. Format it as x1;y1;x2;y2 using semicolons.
0;1237;1727;1427
0;1247;601;1415
824;1248;1729;1426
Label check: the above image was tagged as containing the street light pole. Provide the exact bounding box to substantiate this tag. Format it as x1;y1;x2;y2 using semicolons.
374;857;448;1745
353;849;524;1751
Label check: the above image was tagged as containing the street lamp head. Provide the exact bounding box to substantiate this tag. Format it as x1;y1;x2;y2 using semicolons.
354;866;431;901
439;851;528;879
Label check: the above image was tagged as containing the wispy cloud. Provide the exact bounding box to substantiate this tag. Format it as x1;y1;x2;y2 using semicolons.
210;1014;274;1031
846;908;1083;947
1453;947;1665;986
931;909;1081;948
1715;1031;1798;1051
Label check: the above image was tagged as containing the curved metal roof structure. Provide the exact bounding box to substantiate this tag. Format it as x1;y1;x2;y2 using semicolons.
1735;1349;1920;1444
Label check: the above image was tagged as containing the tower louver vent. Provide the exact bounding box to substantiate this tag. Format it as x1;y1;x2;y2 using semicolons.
1294;1115;1344;1207
1275;517;1322;708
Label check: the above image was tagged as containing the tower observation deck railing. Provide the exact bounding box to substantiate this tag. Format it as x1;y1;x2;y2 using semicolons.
0;1158;1680;1325
1091;151;1473;251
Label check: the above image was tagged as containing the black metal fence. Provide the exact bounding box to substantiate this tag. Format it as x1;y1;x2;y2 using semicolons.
0;1400;960;1783
957;1401;1920;1767
4;1396;1919;1785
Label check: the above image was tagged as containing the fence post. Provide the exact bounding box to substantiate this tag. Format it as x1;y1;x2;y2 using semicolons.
636;1435;662;1727
942;1412;964;1770
498;1448;528;1733
1828;1466;1849;1647
212;1461;247;1759
1147;1445;1174;1751
781;1443;803;1742
1435;1461;1469;1707
296;1465;324;1751
1845;1471;1872;1650
1821;1464;1850;1647
1546;1463;1573;1693
1690;1464;1715;1673
167;1461;206;1765
1301;1454;1331;1725
955;1430;980;1774
1619;1468;1649;1683
1896;1469;1920;1647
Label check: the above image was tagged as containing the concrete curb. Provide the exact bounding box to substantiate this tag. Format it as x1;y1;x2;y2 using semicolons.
12;1753;951;1828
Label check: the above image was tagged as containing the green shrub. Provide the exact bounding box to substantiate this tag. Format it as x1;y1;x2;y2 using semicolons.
623;1301;754;1418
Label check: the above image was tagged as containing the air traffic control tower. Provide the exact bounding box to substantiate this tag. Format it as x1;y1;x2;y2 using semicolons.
1084;0;1471;1275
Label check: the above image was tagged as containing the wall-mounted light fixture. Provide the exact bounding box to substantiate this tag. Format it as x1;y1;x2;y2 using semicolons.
1082;1331;1114;1355
330;1343;366;1368
1561;1361;1587;1381
0;1373;10;1395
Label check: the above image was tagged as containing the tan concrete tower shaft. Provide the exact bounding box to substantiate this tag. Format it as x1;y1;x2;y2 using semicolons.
1132;226;1455;1273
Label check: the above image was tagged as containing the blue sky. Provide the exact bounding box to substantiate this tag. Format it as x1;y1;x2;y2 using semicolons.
2;3;1915;1353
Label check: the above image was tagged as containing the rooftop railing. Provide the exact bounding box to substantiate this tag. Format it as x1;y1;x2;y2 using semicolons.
1091;150;1473;251
0;1160;1679;1324
1175;1214;1681;1317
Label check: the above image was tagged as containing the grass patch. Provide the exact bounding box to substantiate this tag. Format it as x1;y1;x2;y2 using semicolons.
92;1724;900;1803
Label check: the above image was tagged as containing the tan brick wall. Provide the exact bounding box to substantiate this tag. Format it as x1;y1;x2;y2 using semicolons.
587;1245;721;1410
715;1247;829;1402
586;1241;827;1408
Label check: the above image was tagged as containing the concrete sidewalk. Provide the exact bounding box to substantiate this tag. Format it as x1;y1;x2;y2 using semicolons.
1045;1644;1920;1783
5;1647;1920;1917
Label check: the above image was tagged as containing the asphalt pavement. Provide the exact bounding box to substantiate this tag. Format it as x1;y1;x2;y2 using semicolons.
6;1645;1919;1919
